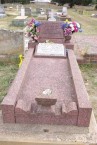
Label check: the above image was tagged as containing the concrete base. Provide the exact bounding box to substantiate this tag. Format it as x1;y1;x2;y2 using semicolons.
56;16;71;21
0;111;97;144
12;16;28;27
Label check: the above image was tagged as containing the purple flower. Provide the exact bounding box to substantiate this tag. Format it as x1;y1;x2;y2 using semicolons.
64;27;72;36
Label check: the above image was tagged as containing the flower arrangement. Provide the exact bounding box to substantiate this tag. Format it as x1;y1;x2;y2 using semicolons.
25;18;41;42
62;19;82;37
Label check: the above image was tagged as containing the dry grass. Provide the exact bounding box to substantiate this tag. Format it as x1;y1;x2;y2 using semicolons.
68;8;97;35
80;64;97;121
0;57;18;102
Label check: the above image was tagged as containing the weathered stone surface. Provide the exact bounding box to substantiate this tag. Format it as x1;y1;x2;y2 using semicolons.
25;8;32;16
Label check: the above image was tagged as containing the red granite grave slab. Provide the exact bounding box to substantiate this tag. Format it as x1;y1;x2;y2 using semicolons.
1;22;92;126
1;47;92;126
68;49;92;127
1;49;34;123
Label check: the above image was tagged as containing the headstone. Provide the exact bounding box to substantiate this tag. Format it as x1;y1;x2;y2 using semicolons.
21;5;25;17
46;8;51;15
36;8;44;14
0;5;6;18
16;5;19;11
36;8;40;13
25;8;32;16
62;7;67;16
48;11;56;21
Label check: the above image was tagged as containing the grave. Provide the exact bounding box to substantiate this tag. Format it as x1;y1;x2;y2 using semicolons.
1;42;92;127
62;7;67;16
36;8;44;14
2;21;92;127
12;16;28;26
56;7;71;21
46;8;51;15
12;6;28;27
1;20;97;144
37;14;47;20
0;5;6;18
48;12;56;21
25;7;32;16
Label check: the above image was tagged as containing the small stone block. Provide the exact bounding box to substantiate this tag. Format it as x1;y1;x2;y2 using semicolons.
15;99;32;114
35;98;57;106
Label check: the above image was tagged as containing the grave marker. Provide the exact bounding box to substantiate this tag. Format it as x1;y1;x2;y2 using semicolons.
62;7;67;16
25;7;32;16
21;5;25;16
0;5;6;18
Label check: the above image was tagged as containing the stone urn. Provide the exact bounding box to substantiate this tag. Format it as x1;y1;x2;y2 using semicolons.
64;35;72;43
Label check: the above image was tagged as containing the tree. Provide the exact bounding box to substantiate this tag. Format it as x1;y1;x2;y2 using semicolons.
51;0;92;5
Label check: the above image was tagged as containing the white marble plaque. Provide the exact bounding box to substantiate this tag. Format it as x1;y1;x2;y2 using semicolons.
36;43;65;56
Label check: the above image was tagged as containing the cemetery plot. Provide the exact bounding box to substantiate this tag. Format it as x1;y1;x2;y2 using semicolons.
1;18;92;127
1;46;92;127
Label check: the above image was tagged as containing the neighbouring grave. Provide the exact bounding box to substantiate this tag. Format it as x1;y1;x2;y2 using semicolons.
46;8;51;15
0;5;6;18
37;14;47;20
21;5;25;16
12;6;28;26
12;16;28;26
48;12;56;21
56;7;71;21
62;7;67;16
25;7;32;16
2;21;92;127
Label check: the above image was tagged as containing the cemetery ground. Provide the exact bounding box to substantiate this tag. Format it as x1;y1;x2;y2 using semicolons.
0;4;97;122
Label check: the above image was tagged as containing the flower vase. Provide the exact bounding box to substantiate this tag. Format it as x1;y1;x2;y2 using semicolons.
28;40;38;49
64;35;72;43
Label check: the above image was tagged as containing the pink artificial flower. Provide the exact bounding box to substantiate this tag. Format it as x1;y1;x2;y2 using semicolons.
27;18;35;26
64;27;72;36
34;36;38;40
